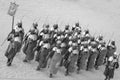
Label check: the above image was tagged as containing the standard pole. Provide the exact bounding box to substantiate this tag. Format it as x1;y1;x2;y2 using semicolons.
12;16;15;30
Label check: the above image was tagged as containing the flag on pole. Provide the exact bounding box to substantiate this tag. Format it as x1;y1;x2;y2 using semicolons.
8;2;19;16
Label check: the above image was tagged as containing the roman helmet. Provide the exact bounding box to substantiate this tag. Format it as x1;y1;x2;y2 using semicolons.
53;24;58;30
33;22;38;29
65;24;70;30
17;20;22;28
75;22;79;27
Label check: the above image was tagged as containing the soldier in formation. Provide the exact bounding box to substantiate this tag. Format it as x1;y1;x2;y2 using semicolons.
5;20;24;66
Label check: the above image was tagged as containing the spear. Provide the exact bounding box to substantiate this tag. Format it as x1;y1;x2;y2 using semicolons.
33;18;38;23
1;38;7;46
107;32;114;45
0;32;12;47
37;17;41;23
20;15;25;21
44;16;49;23
55;17;60;24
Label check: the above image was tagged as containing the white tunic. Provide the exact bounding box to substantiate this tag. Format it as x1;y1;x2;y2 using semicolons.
43;43;50;49
14;37;21;43
28;34;37;41
14;25;23;32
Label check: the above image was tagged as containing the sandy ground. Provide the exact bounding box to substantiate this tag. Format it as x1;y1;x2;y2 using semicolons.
0;0;120;80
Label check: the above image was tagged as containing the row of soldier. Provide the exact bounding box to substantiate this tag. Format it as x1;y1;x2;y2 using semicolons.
5;20;119;79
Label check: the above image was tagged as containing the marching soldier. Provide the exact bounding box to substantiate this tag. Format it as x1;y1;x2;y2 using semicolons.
95;41;107;69
23;22;39;62
36;38;51;70
49;39;63;78
77;41;90;73
104;53;119;80
46;31;63;68
62;36;73;68
106;40;117;60
5;21;24;66
35;24;50;62
65;40;79;76
57;34;68;67
87;39;99;71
